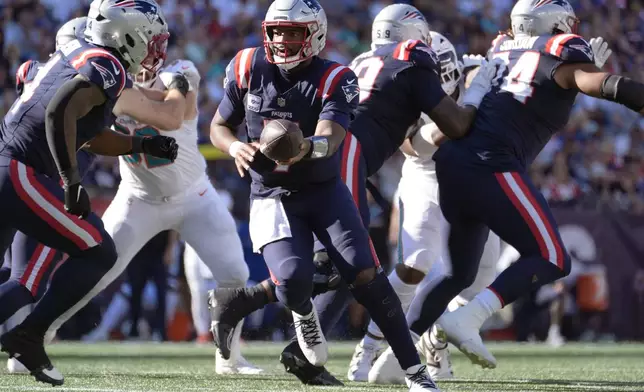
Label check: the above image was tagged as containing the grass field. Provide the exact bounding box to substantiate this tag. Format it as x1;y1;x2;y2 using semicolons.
1;342;644;391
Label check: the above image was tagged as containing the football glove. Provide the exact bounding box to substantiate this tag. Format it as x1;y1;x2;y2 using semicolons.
589;37;612;69
462;54;486;69
462;58;504;108
141;136;179;162
64;182;91;219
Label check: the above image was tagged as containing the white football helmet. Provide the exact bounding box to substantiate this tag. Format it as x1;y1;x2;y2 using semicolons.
429;31;463;96
55;17;87;50
84;0;169;74
371;4;431;50
263;0;327;71
511;0;579;37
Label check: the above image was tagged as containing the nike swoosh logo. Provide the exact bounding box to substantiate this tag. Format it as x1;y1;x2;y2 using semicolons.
347;79;355;84
111;61;121;75
199;189;207;196
182;65;190;70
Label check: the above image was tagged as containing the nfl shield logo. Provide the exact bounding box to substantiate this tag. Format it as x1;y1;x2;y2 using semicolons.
277;97;286;107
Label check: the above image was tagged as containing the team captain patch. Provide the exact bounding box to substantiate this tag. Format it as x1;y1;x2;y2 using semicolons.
342;83;360;103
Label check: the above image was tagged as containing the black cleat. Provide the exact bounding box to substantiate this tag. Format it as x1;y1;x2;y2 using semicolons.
0;327;64;386
279;340;344;386
208;288;240;360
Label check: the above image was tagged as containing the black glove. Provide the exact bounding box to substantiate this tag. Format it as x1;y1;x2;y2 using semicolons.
64;182;91;219
168;73;190;97
140;136;178;162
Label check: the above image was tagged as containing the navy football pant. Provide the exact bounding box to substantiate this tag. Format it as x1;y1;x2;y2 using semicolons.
262;177;380;313
0;159;117;333
409;161;571;335
312;133;371;335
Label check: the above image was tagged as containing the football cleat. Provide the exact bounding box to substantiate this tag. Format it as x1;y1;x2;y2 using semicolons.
420;325;454;380
280;340;343;386
0;327;63;386
437;310;497;369
292;301;328;366
347;337;383;381
406;364;441;391
215;349;264;375
368;346;405;385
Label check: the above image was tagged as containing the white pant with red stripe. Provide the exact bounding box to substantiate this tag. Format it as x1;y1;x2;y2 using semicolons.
46;175;249;334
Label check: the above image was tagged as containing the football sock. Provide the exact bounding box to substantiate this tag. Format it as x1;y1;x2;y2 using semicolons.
489;256;568;306
351;273;420;370
0;280;34;326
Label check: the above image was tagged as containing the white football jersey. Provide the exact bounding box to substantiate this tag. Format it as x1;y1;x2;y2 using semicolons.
403;81;465;174
115;60;207;198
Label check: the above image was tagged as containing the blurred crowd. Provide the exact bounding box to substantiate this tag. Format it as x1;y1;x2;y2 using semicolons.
2;0;644;214
1;0;638;344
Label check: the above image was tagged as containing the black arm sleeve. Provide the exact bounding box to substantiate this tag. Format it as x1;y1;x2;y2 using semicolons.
45;77;95;184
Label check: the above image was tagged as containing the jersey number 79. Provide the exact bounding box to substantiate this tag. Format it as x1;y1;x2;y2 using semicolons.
350;56;384;103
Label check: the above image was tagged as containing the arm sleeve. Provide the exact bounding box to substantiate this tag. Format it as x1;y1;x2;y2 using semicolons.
407;64;447;114
73;51;131;100
318;67;360;129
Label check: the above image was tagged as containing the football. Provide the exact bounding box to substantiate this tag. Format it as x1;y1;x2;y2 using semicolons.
259;119;304;162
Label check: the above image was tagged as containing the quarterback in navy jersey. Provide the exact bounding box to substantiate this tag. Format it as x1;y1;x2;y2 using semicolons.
0;1;182;386
211;0;440;390
408;0;644;369
207;3;502;387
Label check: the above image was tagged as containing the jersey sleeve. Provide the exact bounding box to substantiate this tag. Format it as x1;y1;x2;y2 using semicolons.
406;62;446;114
544;34;594;64
71;49;130;100
404;41;441;75
317;65;359;129
15;60;38;95
217;49;259;126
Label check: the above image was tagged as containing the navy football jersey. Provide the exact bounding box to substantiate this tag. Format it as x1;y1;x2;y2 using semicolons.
0;39;130;179
348;40;445;175
218;47;359;196
448;33;595;171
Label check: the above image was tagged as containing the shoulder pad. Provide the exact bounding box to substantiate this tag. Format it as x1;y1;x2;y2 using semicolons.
224;47;260;90
15;60;38;85
488;33;512;57
543;34;594;63
393;40;440;72
70;48;129;98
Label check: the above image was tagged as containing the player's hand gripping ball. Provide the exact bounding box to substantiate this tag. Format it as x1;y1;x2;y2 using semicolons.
259;119;304;162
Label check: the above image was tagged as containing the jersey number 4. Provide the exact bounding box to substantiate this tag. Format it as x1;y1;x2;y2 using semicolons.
493;51;541;104
351;56;384;103
113;124;173;168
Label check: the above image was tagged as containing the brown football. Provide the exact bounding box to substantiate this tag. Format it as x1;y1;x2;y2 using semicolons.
259;119;304;161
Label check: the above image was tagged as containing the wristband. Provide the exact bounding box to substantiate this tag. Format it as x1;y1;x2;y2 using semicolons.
131;136;145;153
228;141;244;157
600;74;644;112
304;136;330;160
60;167;81;186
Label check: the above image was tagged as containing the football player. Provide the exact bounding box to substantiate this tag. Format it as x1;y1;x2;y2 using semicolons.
0;1;178;385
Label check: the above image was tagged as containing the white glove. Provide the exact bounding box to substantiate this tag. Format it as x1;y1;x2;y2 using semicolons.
589;37;612;69
462;58;503;108
159;60;201;91
462;54;486;69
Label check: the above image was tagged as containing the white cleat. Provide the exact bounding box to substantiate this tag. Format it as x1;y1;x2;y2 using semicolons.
419;326;454;380
546;328;565;348
292;301;328;366
6;357;29;374
368;346;405;385
406;364;441;391
437;310;497;369
81;328;110;342
215;350;264;375
347;337;383;381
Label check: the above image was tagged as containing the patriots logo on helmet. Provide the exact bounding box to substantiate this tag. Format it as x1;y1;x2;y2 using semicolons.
342;82;360;103
114;0;160;24
302;0;322;15
401;10;426;21
534;0;573;11
91;62;117;90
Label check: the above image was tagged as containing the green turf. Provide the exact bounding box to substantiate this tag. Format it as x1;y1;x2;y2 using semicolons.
1;342;643;391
